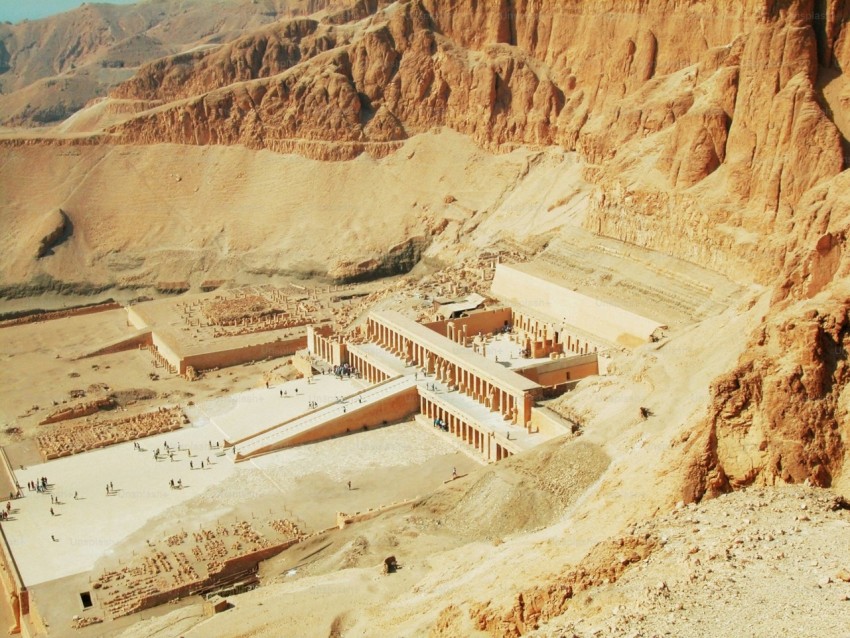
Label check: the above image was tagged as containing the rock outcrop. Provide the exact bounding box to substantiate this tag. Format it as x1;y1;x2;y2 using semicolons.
327;235;429;283
676;162;850;502
450;533;657;638
34;208;72;259
0;0;345;125
683;294;849;501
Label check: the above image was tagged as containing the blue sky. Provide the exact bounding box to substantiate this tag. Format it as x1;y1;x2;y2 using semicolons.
0;1;139;24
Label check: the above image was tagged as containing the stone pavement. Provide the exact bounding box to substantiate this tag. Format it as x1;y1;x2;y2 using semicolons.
184;376;366;442
6;423;234;586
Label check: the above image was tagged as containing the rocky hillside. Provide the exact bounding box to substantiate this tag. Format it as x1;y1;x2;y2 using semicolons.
92;0;850;494
95;1;847;276
0;0;340;125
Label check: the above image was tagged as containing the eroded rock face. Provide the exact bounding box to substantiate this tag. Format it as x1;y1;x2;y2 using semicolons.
327;236;429;283
682;292;849;501
675;166;850;502
110;18;334;103
446;533;657;638
104;1;846;224
104;1;767;155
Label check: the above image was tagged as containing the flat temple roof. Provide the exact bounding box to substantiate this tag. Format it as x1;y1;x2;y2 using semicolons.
369;310;540;394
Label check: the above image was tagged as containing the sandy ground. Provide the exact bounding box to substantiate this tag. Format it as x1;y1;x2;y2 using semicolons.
527;485;850;637
5;372;481;584
15;420;481;636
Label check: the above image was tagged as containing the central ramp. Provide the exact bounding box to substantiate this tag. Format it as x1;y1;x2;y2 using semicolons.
234;375;419;460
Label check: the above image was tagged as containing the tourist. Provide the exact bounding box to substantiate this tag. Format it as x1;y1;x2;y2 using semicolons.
51;535;57;542
452;467;457;479
347;480;351;490
74;491;78;500
50;507;55;516
190;461;193;469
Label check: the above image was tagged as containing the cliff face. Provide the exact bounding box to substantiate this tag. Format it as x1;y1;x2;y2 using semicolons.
105;1;847;225
682;173;850;501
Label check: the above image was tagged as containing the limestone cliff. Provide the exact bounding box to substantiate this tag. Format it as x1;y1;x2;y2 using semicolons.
104;1;846;227
681;173;850;501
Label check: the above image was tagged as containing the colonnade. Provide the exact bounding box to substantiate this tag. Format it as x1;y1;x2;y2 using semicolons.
366;314;535;427
420;395;512;462
313;335;335;363
308;325;335;361
347;349;391;385
511;309;598;356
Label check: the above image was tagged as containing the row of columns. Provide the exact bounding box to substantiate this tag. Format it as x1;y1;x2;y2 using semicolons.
311;331;335;364
511;310;599;356
348;350;390;385
367;318;528;427
420;395;511;462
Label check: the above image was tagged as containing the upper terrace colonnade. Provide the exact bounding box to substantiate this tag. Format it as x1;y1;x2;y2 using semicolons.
365;311;540;428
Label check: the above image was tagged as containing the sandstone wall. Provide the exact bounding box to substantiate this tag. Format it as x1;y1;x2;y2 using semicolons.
423;308;514;339
516;354;599;388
